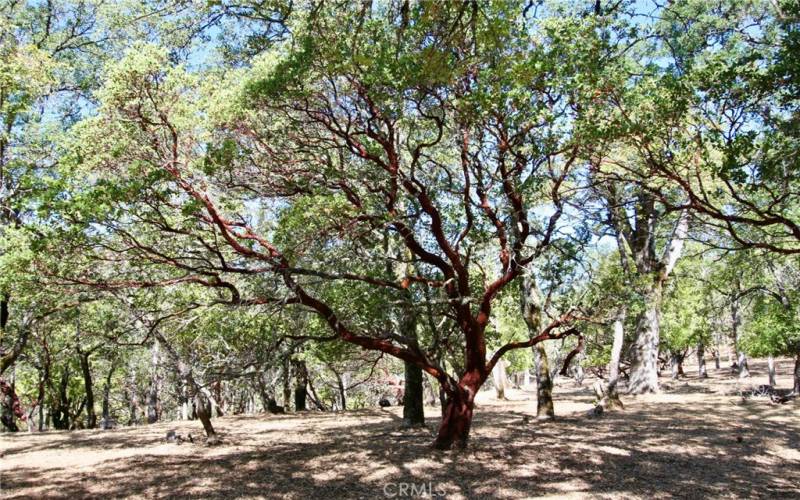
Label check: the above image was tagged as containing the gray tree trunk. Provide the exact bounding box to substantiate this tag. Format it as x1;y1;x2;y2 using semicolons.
737;352;750;379
388;234;425;427
670;352;685;379
767;355;776;388
534;344;554;419
625;208;688;395
180;383;190;420
149;328;216;438
293;359;308;411
492;358;508;400
399;294;424;426
602;307;626;409
335;371;347;411
697;343;708;379
79;353;96;429
194;390;216;440
572;352;585;386
282;357;292;411
127;368;139;426
521;272;554;419
101;362;116;429
628;284;663;394
793;354;800;395
147;341;160;424
403;359;425;426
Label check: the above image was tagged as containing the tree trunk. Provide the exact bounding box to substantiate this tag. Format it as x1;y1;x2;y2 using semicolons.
403;362;425;426
293;360;308;411
400;310;425;427
0;296;32;377
670;352;685;379
697;343;708;379
101;362;116;429
534;344;554;419
433;385;475;450
731;302;747;380
0;295;7;333
737;352;750;378
212;380;224;417
0;378;23;431
336;372;347;411
147;342;160;424
256;371;271;412
79;352;96;429
522;272;554;418
492;357;508;400
386;232;425;426
628;284;663;394
27;361;48;432
52;368;71;430
572;352;585;386
767;355;776;388
179;383;190;420
603;307;626;409
793;354;800;395
127;367;139;426
423;374;439;406
195;391;216;438
282;357;292;411
148;328;216;437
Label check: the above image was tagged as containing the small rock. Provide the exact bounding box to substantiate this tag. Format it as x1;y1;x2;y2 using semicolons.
586;405;604;418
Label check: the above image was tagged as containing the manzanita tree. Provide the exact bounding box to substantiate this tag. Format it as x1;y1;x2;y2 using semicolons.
47;1;620;448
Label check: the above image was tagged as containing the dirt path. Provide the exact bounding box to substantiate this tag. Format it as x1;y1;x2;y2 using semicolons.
1;359;799;499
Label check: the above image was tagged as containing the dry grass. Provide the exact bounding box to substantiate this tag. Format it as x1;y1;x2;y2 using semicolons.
1;358;799;499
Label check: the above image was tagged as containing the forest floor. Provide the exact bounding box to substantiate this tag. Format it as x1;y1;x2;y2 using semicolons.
1;358;799;499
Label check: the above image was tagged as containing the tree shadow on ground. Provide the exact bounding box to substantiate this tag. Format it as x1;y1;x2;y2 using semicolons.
3;388;799;499
4;359;799;498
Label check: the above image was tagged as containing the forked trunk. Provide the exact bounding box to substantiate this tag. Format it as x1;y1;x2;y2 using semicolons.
433;386;475;450
628;284;663;394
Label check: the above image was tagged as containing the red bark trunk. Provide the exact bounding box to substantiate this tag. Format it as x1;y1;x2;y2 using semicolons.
433;386;475;450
